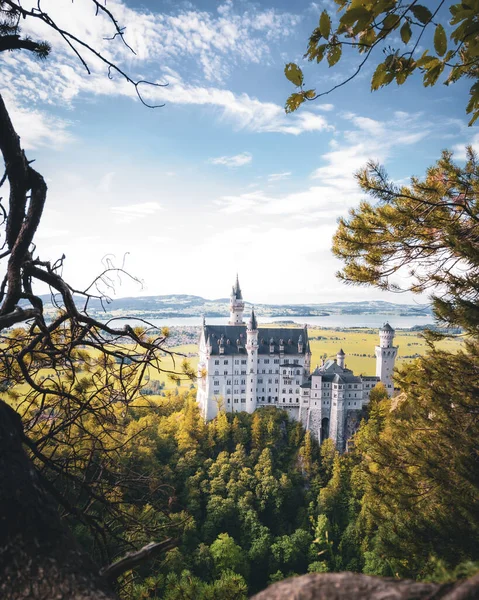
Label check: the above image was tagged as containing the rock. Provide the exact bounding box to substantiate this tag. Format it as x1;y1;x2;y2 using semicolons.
250;572;479;600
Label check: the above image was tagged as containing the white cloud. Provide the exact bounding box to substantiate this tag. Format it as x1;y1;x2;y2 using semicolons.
311;112;431;191
1;41;331;138
111;201;162;223
452;132;479;160
209;152;252;167
267;172;291;182
11;0;300;84
313;103;335;112
1;90;74;150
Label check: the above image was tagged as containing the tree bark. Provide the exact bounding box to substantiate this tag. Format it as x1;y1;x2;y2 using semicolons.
0;399;117;600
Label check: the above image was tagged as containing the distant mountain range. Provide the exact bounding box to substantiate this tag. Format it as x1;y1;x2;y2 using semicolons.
33;294;433;319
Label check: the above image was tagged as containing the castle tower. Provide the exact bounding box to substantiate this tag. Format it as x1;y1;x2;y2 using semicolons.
337;348;345;369
229;274;245;325
245;308;259;414
375;323;398;396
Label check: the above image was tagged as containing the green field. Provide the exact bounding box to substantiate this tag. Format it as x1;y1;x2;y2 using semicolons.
149;329;465;389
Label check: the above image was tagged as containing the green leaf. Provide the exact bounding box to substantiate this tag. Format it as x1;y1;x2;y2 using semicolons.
340;7;372;27
371;62;387;90
423;62;444;86
410;4;433;24
396;69;409;85
327;44;342;67
434;24;447;56
400;21;412;44
285;93;305;113
416;55;440;68
319;11;331;39
284;63;304;87
468;111;479;126
382;14;400;31
314;44;328;63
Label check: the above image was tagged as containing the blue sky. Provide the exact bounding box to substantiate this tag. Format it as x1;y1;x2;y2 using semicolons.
1;0;476;304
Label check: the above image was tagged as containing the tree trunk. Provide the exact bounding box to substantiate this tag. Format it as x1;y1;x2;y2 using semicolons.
0;399;117;600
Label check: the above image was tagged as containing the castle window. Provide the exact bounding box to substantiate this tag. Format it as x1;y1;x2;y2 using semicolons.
214;370;219;375
214;389;219;395
289;389;293;394
227;398;230;403
262;369;265;374
235;360;239;365
224;370;228;375
264;359;270;364
234;379;238;385
241;359;247;365
283;370;286;375
296;380;300;385
227;380;231;385
296;389;299;394
234;398;238;403
268;379;272;384
214;380;219;386
241;379;245;384
269;369;272;374
241;398;246;403
258;378;263;384
296;370;300;375
224;360;228;365
294;359;299;364
274;359;279;364
227;389;231;394
275;379;278;383
214;360;219;365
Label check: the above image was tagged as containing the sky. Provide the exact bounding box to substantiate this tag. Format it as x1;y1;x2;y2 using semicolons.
1;0;477;305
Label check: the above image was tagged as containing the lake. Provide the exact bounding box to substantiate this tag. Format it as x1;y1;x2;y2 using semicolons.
107;313;436;330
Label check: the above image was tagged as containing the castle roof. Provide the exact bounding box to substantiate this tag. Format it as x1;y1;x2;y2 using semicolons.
380;322;394;332
309;358;362;384
202;324;309;356
248;308;258;331
232;274;242;300
337;348;345;356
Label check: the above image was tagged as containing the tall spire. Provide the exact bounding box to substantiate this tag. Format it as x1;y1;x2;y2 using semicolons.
233;273;242;300
248;307;258;331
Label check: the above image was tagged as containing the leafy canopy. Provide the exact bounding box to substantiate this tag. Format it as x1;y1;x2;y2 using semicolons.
332;149;479;335
284;0;479;125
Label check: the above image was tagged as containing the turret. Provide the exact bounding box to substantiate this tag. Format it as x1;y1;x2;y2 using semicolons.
375;323;398;396
337;348;345;369
229;274;245;325
246;308;259;413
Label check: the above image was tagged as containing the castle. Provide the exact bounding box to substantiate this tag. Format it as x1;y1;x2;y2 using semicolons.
196;277;397;451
